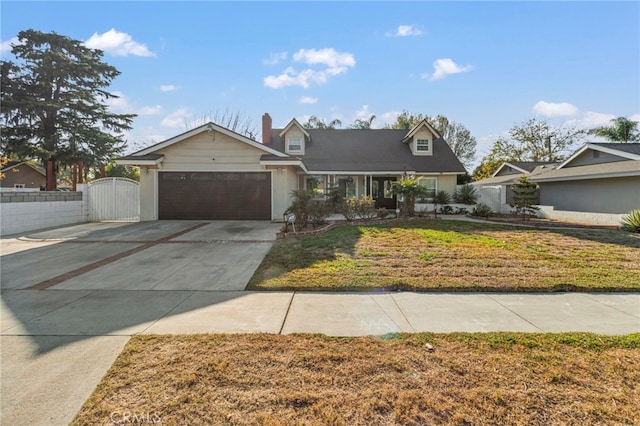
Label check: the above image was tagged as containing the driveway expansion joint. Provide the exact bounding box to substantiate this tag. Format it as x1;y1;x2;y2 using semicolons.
28;223;208;290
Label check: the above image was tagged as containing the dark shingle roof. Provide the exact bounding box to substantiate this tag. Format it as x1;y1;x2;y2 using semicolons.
590;142;640;155
268;129;466;173
508;161;557;172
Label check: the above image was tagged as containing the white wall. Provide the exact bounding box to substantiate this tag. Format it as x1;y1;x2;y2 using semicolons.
1;190;88;236
537;205;625;227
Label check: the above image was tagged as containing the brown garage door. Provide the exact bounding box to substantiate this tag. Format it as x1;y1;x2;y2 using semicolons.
158;172;271;220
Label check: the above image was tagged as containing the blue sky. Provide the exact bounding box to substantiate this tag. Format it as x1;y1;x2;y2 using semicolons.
2;1;639;167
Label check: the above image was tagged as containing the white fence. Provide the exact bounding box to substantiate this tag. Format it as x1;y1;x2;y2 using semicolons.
88;178;140;221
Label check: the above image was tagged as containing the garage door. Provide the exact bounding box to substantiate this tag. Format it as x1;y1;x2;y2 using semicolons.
158;172;271;220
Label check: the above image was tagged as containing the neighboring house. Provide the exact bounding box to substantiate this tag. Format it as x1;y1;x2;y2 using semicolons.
0;161;46;190
530;143;640;214
117;113;466;221
471;161;557;212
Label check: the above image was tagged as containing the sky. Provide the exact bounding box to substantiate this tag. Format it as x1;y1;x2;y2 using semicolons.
2;1;639;169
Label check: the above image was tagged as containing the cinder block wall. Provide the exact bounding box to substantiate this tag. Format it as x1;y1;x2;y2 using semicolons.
0;192;88;236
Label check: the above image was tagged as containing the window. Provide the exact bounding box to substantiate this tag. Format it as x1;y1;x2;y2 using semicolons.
287;137;303;152
593;151;600;159
416;139;430;152
305;175;326;198
417;178;436;202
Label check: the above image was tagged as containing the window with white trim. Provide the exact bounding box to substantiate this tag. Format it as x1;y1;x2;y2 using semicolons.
417;178;436;202
416;139;430;152
287;137;303;153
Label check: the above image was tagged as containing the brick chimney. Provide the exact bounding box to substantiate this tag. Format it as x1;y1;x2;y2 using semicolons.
262;113;272;145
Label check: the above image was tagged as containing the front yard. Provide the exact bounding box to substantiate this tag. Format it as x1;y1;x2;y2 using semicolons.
248;219;640;291
72;333;640;425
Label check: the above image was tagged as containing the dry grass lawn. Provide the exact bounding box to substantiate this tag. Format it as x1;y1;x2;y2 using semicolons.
248;219;640;291
73;333;640;425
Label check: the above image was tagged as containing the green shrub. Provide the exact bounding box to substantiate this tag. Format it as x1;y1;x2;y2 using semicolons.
355;195;377;222
620;209;640;233
308;200;331;228
471;203;493;218
454;184;479;205
340;197;358;222
439;205;454;215
376;207;390;219
433;190;452;218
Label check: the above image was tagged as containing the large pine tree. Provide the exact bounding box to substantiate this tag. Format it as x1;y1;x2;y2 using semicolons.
1;29;135;189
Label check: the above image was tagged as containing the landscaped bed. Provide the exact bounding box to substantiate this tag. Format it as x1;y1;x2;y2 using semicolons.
248;219;640;291
72;333;640;425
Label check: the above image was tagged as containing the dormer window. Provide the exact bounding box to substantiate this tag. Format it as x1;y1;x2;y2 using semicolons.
287;137;303;153
416;139;430;152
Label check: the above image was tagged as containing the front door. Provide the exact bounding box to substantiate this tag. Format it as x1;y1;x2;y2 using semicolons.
371;177;397;209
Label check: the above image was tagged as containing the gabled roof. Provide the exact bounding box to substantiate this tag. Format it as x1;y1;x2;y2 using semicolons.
493;161;556;177
121;121;287;163
268;128;466;174
475;162;556;186
402;119;442;143
1;161;46;175
557;142;640;169
278;118;310;139
530;160;640;183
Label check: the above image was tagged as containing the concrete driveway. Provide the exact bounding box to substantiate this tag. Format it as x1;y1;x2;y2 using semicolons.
2;220;282;291
2;220;639;425
1;220;285;425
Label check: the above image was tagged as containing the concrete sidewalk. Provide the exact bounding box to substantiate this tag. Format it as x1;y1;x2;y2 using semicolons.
2;290;639;425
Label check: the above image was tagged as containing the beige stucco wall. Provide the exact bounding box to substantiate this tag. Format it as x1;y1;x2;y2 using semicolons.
282;128;306;155
411;128;434;156
421;174;457;195
139;131;282;220
538;176;640;214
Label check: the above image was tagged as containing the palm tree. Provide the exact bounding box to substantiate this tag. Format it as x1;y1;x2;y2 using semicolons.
589;117;640;143
350;115;376;129
391;176;427;217
302;116;342;129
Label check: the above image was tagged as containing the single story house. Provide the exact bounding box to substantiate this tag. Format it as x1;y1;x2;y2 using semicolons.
530;143;640;214
471;161;556;213
0;161;46;191
117;113;466;221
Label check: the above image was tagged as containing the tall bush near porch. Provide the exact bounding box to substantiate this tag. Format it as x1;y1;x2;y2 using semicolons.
392;176;427;217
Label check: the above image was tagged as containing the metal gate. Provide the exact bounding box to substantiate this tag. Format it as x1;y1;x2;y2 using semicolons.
88;177;140;221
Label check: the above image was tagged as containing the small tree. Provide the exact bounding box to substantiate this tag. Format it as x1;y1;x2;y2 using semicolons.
510;176;540;220
391;176;427;217
433;190;452;218
285;189;314;230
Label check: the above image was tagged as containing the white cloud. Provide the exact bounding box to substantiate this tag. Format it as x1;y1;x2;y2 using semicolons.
355;105;372;120
161;107;192;128
0;36;19;54
160;85;178;92
104;91;133;113
85;29;155;57
378;110;402;127
293;48;356;68
299;96;318;104
423;58;473;81
628;113;640;122
386;25;422;37
562;111;616;130
264;48;355;89
533;101;579;117
263;51;288;65
138;105;164;115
